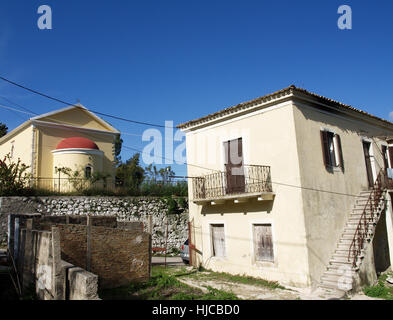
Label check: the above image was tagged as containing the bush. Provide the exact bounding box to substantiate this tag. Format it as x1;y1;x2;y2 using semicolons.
0;154;32;196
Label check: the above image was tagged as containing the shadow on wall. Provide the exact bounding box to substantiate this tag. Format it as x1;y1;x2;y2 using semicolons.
200;198;274;215
373;211;391;274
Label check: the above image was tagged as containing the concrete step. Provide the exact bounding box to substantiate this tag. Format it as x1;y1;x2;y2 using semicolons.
340;233;358;240
327;264;359;272
324;269;357;277
333;252;363;261
321;274;352;284
335;249;358;256
329;257;357;265
332;254;357;262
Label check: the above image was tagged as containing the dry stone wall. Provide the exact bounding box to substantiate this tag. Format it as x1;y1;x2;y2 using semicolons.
0;197;189;254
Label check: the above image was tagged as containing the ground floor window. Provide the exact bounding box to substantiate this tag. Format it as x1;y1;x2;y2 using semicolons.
253;224;274;262
211;224;226;257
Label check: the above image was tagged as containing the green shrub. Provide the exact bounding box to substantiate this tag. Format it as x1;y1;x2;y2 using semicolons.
0;154;32;196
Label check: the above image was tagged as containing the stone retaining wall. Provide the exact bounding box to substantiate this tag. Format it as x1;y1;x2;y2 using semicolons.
0;197;189;254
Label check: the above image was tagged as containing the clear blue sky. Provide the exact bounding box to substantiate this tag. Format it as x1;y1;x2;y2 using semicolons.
0;1;392;176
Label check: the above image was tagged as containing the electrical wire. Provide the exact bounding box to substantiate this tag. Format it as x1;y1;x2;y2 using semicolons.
0;75;175;128
0;96;385;199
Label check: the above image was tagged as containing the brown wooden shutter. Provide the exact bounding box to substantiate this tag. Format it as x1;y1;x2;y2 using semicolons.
335;134;344;170
223;141;229;165
320;130;330;167
254;224;274;262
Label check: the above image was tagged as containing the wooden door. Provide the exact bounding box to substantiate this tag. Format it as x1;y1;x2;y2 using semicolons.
224;138;245;194
363;141;374;188
253;224;274;262
211;224;226;257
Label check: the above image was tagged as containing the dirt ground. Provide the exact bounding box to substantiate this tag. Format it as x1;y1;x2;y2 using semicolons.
173;267;380;300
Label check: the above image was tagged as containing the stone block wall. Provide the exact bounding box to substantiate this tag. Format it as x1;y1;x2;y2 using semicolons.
0;196;189;253
56;223;151;289
90;226;150;288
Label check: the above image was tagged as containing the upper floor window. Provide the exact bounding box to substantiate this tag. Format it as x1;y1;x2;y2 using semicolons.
320;130;344;170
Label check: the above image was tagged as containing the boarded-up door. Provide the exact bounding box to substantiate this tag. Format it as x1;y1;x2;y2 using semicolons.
224;138;245;194
253;224;274;262
211;224;226;257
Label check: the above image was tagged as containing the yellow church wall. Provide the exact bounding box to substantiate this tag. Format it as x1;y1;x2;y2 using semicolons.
38;107;114;132
36;125;116;180
0;124;34;173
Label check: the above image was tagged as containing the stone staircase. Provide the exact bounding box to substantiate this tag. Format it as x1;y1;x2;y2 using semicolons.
318;188;387;293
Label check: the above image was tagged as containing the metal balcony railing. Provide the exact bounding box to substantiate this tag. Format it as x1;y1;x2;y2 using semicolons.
192;165;272;200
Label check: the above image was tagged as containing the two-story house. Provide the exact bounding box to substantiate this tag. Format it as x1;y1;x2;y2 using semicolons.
178;85;393;292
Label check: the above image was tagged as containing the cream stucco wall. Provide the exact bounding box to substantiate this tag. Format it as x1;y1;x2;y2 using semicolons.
292;101;393;287
185;102;312;287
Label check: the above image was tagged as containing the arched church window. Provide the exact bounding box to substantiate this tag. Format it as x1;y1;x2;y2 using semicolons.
85;166;92;179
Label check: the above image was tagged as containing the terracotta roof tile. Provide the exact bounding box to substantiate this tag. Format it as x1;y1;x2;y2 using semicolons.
177;86;393;130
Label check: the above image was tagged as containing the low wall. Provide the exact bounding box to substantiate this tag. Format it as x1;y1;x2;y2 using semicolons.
0;196;188;253
18;223;100;300
56;223;150;288
16;214;151;298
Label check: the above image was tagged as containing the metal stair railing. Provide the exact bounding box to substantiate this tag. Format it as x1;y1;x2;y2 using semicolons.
348;169;387;267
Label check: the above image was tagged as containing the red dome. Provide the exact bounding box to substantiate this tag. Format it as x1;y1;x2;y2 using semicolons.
56;137;99;150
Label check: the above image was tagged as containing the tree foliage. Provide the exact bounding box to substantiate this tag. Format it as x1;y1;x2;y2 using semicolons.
114;135;123;165
0;123;7;138
0;153;31;196
116;153;145;190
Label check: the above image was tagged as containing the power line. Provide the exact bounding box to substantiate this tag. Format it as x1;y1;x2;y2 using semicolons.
0;75;175;129
0;95;38;115
0;94;378;199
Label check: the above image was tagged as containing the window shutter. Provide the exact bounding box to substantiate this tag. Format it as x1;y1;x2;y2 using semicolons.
212;224;226;257
320;130;330;167
389;147;393;168
253;224;274;262
335;134;344;170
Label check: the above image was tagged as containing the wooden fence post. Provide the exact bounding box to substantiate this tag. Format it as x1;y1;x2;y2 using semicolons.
86;215;92;272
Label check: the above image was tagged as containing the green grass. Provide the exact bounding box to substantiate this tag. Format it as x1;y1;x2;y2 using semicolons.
98;266;238;300
184;267;287;290
364;274;393;300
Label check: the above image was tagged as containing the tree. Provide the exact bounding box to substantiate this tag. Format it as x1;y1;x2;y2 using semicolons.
145;165;175;184
0;123;7;138
114;135;123;165
116;153;145;189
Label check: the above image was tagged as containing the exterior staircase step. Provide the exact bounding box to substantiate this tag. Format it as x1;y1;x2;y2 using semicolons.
319;279;353;291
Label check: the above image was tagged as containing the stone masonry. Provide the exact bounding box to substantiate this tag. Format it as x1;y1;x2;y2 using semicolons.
0;196;189;254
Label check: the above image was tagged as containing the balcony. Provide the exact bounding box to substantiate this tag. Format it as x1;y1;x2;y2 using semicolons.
192;165;274;205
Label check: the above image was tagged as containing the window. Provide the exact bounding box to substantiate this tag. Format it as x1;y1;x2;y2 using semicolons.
320;130;344;169
253;224;274;262
85;166;92;179
211;224;226;257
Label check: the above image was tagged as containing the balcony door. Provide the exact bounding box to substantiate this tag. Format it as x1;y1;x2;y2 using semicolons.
224;138;245;194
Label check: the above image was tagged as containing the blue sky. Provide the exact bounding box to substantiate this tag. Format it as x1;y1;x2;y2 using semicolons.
0;1;392;177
